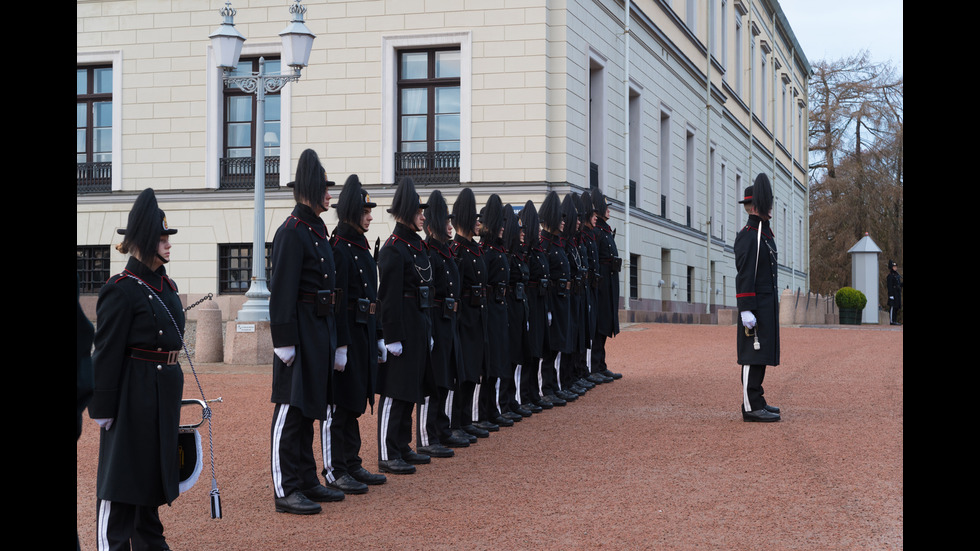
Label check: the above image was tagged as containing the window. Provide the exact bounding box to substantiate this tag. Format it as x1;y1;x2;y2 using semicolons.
630;254;640;300
629;86;641;208
77;65;113;193
77;245;111;294
220;57;282;190
685;128;695;228
395;48;461;185
659;107;671;218
589;53;607;190
219;243;272;294
686;266;695;303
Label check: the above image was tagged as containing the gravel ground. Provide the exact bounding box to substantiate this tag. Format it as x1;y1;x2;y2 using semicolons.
76;323;903;550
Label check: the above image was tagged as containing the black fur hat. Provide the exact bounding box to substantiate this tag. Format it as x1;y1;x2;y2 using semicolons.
424;189;453;242
289;149;335;210
481;194;505;244
561;194;578;240
539;191;563;233
580;190;597;217
749;173;773;216
116;188;177;263
387;177;427;222
334;174;377;226
592;189;609;218
503;203;524;253
452;187;478;234
519;200;540;248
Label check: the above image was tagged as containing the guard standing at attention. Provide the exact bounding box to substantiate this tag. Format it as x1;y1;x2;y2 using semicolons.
478;194;513;429
377;177;435;474
90;188;184;550
886;260;902;325
538;191;572;406
269;149;345;515
324;175;388;494
592;191;623;381
735;173;781;423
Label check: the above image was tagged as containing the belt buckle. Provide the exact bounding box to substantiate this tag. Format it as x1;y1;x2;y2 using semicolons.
167;350;179;364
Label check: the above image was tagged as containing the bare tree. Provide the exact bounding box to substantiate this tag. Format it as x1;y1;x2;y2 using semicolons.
808;52;903;310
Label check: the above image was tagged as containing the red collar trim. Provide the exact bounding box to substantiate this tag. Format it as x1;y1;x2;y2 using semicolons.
288;215;327;239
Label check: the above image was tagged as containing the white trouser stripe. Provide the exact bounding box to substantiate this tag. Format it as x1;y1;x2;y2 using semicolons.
271;403;289;497
379;397;392;461
537;358;544;397
96;499;110;551
445;389;454;424
419;396;431;446
471;383;481;421
586;348;592;370
320;405;335;483
742;365;752;412
494;378;502;413
514;364;522;405
555;352;563;390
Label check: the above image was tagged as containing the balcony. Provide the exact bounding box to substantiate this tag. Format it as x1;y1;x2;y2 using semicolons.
394;151;460;186
77;162;111;193
219;156;280;190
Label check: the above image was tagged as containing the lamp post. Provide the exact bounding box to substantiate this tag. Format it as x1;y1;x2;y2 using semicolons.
210;0;315;322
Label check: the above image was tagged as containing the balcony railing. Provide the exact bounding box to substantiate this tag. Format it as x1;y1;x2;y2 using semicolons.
77;162;112;193
219;156;280;190
394;151;460;185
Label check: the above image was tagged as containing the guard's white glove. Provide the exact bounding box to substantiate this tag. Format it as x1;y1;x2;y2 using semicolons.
386;342;403;357
334;345;348;372
547;312;553;326
94;418;114;430
889;296;894;300
275;346;296;366
740;311;757;329
526;321;530;331
378;339;387;363
430;337;435;351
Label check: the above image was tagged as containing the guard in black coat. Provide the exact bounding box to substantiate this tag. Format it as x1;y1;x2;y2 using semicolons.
592;190;623;381
269;149;345;514
886;260;902;325
561;194;589;397
478;194;513;428
377;177;434;474
324;175;388;494
580;191;610;385
417;189;467;455
450;188;491;439
539;191;574;405
501;203;532;419
90;188;184;550
735;174;781;422
519;201;553;410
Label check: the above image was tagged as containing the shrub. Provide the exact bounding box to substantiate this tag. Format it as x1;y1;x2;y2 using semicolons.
835;287;868;310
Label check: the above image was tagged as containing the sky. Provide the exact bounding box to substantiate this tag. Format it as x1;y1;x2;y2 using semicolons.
778;0;903;74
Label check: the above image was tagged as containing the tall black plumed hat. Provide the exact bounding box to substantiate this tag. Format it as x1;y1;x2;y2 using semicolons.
580;189;597;216
539;191;562;233
561;194;578;240
289;148;335;210
503;203;524;252
481;194;505;243
333;174;377;225
592;189;608;217
387;177;427;222
572;193;587;222
749;173;773;216
452;187;478;233
519;200;540;248
116;188;177;262
424;189;453;242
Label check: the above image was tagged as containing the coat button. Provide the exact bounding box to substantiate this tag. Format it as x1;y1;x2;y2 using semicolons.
157;364;163;371
158;330;164;335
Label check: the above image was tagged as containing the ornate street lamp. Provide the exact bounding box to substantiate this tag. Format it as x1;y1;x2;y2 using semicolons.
210;1;315;322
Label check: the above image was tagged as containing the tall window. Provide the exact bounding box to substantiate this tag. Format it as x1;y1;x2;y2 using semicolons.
219;243;272;294
221;57;281;189
77;66;112;192
396;48;460;184
77;245;111;294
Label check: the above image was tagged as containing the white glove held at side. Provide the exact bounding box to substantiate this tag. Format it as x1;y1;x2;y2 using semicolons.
740;311;757;329
275;346;296;366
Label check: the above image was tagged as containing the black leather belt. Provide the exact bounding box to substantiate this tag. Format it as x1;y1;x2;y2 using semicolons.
129;347;179;365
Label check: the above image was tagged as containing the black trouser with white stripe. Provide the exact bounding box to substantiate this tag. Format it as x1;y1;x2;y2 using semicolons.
591;334;607;373
325;406;364;481
451;380;476;428
271;403;319;499
95;499;166;551
541;350;560;395
378;396;414;461
741;365;768;412
417;388;451;447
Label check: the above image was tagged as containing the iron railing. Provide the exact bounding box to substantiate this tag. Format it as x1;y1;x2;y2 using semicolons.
77;162;112;193
219;156;280;190
394;151;460;185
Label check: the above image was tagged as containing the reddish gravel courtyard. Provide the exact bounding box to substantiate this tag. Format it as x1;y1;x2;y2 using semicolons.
77;323;903;550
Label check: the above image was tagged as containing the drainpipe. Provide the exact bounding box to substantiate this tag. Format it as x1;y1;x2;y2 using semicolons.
623;0;631;313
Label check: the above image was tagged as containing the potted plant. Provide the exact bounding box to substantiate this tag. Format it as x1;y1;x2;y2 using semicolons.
835;287;867;325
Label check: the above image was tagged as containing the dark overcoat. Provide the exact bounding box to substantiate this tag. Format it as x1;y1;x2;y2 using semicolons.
580;228;599;343
377;223;435;403
734;214;780;366
524;245;551;358
595;219;621;337
331;222;378;414
269;204;339;420
505;248;530;364
566;235;588;353
450;235;488;383
90;257;185;507
482;241;510;378
426;236;464;389
541;230;571;353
